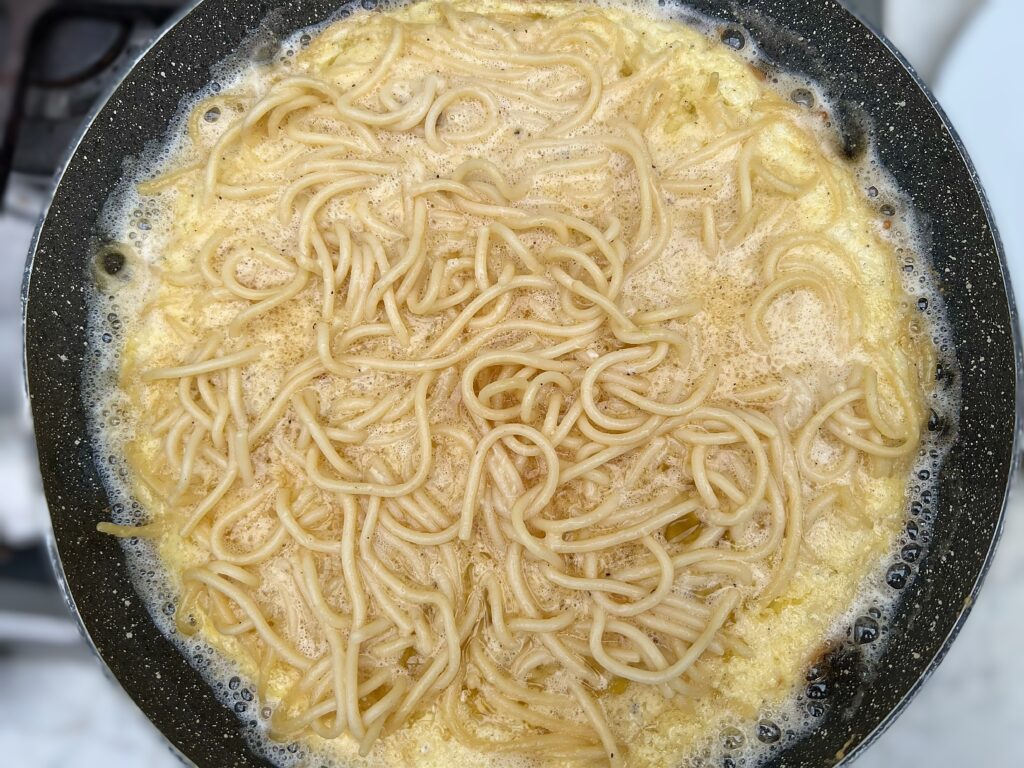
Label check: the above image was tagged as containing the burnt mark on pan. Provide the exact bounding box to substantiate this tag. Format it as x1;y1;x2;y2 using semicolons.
832;100;871;161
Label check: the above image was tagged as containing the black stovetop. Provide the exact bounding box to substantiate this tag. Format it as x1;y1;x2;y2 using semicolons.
0;0;185;203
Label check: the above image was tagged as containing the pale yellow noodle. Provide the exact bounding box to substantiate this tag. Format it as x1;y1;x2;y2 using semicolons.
108;3;931;766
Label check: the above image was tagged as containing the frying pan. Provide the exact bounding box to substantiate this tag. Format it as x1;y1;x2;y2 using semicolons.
22;0;1021;766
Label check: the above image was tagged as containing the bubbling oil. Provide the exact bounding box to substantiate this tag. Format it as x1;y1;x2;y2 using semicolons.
82;1;959;766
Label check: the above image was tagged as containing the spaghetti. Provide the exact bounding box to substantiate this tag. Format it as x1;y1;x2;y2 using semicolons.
105;1;932;765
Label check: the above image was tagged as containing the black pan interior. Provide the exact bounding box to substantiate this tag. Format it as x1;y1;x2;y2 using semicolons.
23;1;1020;766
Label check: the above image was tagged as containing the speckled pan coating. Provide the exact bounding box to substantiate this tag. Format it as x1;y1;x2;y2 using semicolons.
22;1;1020;766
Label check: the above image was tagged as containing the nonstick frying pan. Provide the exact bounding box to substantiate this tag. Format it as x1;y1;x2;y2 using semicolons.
22;1;1021;766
